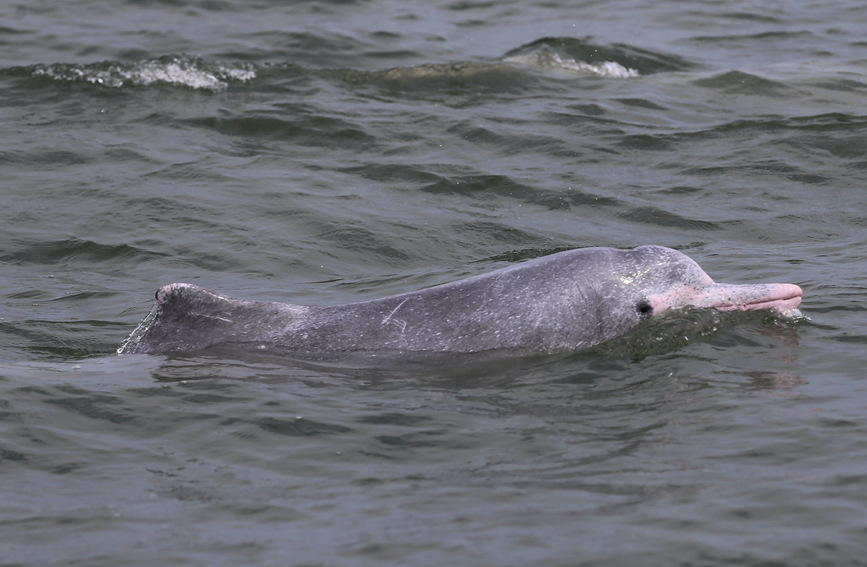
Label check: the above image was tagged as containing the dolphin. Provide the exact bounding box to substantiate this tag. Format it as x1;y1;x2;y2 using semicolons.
118;246;802;356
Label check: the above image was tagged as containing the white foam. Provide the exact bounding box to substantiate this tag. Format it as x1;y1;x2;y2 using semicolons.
504;50;638;78
32;57;256;92
777;308;809;322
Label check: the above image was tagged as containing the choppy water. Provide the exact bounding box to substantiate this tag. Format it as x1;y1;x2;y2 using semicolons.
3;1;867;565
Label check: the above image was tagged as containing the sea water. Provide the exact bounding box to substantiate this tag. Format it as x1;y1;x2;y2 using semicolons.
2;1;867;565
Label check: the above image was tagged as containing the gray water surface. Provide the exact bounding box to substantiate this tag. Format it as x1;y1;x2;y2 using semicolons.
2;1;867;565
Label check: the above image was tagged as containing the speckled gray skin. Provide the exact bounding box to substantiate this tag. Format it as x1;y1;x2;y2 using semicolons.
118;246;802;356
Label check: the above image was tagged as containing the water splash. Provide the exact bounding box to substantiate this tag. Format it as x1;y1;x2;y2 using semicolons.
31;56;256;92
504;48;638;78
777;308;808;322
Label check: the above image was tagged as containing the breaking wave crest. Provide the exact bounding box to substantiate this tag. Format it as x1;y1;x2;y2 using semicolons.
503;49;638;78
30;56;256;92
504;37;691;76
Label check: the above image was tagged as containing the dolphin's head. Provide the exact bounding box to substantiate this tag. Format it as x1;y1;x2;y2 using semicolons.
632;246;801;314
588;246;802;343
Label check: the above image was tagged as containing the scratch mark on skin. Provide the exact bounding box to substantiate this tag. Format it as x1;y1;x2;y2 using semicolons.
197;313;233;323
382;298;410;332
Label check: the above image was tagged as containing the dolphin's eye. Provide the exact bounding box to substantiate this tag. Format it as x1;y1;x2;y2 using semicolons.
636;300;653;316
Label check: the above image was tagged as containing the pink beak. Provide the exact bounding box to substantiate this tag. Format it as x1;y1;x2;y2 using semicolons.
694;282;803;312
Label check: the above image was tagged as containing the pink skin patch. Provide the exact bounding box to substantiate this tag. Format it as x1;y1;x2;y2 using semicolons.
648;281;803;314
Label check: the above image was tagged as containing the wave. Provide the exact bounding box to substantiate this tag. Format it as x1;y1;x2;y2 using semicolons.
13;37;686;93
503;37;691;76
